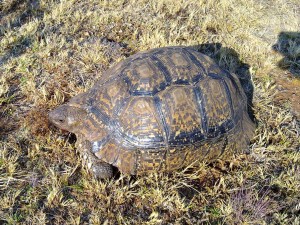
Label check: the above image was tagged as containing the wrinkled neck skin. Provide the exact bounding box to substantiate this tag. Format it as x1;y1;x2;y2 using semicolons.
49;93;110;155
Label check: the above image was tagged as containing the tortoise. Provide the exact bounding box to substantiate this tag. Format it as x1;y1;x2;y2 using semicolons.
49;46;255;178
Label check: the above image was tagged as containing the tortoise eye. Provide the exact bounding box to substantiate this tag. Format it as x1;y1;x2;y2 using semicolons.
55;116;65;123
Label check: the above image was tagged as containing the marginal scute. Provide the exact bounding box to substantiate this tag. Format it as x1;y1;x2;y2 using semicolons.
94;138;120;164
114;148;136;174
137;148;166;174
184;142;209;164
165;146;189;171
204;138;227;159
223;75;242;115
79;116;109;142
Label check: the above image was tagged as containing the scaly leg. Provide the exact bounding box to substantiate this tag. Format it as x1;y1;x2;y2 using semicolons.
77;140;113;179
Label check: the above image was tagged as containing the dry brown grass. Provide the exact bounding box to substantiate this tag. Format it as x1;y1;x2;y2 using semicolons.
0;0;299;224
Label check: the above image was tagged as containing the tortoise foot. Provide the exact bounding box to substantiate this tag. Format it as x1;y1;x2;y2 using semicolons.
79;142;114;179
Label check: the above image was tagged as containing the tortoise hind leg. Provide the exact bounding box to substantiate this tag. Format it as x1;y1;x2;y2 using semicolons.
77;140;113;179
87;157;114;179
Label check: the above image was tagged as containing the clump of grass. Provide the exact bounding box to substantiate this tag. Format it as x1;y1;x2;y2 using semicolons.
226;185;275;224
273;32;300;76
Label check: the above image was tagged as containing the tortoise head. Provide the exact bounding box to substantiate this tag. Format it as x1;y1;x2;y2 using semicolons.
49;104;87;133
49;93;108;141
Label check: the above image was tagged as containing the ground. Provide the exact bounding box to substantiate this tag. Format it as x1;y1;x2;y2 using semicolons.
0;0;299;224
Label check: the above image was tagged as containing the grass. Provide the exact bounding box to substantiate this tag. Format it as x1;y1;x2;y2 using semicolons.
0;0;299;224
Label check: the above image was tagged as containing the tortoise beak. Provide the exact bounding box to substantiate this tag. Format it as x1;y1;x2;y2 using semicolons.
49;105;67;128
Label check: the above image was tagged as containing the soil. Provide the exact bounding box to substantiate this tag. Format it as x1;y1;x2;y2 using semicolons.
274;71;300;119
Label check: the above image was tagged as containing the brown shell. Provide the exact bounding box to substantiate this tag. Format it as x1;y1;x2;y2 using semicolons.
80;47;255;174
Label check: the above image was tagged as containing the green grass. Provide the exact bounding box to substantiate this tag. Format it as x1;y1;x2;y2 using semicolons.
0;0;299;224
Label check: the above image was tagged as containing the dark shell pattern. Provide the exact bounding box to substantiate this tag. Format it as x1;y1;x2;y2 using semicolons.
75;47;255;174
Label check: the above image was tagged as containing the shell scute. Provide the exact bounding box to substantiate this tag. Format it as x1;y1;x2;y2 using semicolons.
156;86;204;145
94;138;120;164
196;76;233;130
153;48;206;84
137;148;166;173
123;57;169;96
89;79;130;119
118;97;165;146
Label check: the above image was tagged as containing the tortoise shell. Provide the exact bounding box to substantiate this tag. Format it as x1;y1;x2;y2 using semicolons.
53;47;255;175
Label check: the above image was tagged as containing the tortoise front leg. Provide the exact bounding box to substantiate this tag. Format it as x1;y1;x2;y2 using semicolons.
77;140;113;179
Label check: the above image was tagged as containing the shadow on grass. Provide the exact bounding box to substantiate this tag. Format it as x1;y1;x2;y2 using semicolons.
0;0;43;66
0;36;33;66
272;32;300;77
0;0;45;138
0;0;43;33
272;32;300;119
192;43;255;121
